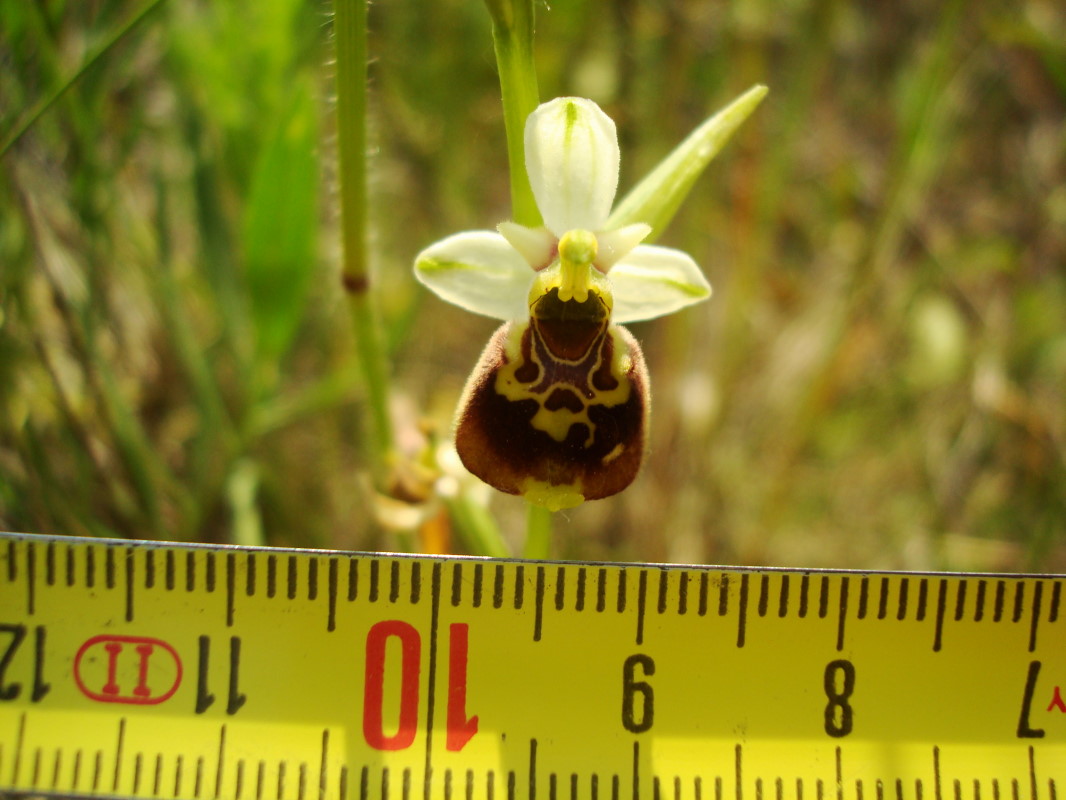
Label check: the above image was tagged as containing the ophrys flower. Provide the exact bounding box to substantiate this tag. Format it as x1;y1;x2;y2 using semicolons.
415;97;714;511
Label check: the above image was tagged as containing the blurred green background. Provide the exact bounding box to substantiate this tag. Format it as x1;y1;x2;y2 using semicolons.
1;0;1064;571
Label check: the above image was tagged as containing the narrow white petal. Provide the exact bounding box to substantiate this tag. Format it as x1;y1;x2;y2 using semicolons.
414;231;532;320
596;223;652;271
525;97;619;236
609;245;712;323
497;222;557;270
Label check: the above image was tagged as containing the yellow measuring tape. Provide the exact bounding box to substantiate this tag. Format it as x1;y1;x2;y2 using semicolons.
1;531;1063;800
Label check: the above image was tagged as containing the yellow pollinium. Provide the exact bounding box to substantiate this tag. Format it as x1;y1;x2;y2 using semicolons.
528;229;614;311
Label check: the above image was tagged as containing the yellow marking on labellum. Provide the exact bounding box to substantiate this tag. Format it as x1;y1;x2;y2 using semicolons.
601;443;625;465
495;313;632;446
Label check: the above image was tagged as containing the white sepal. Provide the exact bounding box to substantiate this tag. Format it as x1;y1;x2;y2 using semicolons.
525;97;619;236
414;231;533;321
608;245;712;323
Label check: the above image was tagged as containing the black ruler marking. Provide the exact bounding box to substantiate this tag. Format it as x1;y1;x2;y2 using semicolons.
206;551;216;594
877;577;889;620
287;555;298;601
698;573;708;617
406;559;423;603
1013;583;1025;623
757;575;769;618
514;565;525;610
226;552;237;627
737;574;749;649
186;551;196;593
555;566;566;612
124;547;135;623
86;544;96;589
391;560;402;605
1027;582;1044;653
632;741;640;800
452;563;463;607
778;575;789;618
422;562;443;800
328;558;339;632
26;540;36;616
857;576;869;620
45;540;55;587
617;569;627;614
369;561;380;603
598;568;608;613
975;580;987;622
493;565;505;609
530;739;538;800
5;538;16;582
994;581;1006;622
799;574;810;618
576;567;587;612
347;557;358;602
106;546;116;590
164;549;175;591
954;581;967;622
933;580;948;652
897;578;909;621
534;567;546;641
474;563;484;609
267;554;278;599
215;724;227;799
836;577;849;652
637;570;648;646
679;571;689;616
112;717;126;794
657;570;669;615
309;558;319;602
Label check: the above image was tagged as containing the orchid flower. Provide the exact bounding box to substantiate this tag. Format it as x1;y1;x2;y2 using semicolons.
415;94;760;511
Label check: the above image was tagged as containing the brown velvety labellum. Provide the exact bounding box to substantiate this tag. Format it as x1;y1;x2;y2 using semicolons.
454;311;649;504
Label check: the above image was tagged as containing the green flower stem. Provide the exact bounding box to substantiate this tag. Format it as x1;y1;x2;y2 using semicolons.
523;502;553;560
335;0;394;478
484;0;542;228
485;0;551;553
